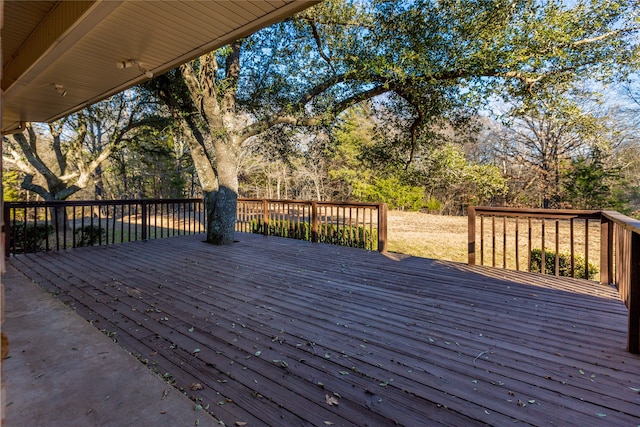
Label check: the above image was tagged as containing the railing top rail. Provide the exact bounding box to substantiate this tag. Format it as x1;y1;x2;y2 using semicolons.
602;210;640;235
5;198;204;208
239;198;384;209
6;198;383;210
472;206;601;220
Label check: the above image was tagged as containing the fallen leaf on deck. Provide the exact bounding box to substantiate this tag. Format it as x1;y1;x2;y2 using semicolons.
161;389;169;400
190;383;204;390
324;422;334;425
325;394;339;406
235;422;248;426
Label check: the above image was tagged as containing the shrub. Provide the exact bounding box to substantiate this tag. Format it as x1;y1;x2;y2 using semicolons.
9;221;54;253
529;248;598;280
250;219;378;249
74;225;105;247
424;197;442;214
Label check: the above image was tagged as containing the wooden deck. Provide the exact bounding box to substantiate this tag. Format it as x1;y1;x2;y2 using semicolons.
8;233;640;426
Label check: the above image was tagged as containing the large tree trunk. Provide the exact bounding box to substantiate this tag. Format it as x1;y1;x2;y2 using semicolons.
204;187;237;245
205;141;239;245
183;127;239;245
49;206;70;232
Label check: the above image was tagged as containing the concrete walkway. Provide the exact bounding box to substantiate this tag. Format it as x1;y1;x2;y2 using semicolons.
1;263;220;427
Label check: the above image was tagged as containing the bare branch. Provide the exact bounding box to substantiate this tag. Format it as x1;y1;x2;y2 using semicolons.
20;175;51;200
572;26;640;47
308;20;336;74
11;124;58;184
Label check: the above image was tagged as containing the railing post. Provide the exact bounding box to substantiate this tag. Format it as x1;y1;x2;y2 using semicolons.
377;203;387;253
468;206;476;265
262;199;269;236
2;203;10;259
311;201;318;243
629;232;640;353
141;200;147;240
600;215;613;285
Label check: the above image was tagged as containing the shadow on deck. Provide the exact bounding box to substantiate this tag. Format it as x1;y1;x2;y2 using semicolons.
5;233;640;426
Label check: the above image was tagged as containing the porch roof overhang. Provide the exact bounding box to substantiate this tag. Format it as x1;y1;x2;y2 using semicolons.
1;0;319;134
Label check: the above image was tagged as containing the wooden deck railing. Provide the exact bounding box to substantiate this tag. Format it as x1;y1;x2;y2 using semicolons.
236;199;387;252
3;198;387;255
3;199;205;256
468;206;640;353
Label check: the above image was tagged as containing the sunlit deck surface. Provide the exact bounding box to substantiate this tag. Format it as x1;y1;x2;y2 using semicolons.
8;233;640;426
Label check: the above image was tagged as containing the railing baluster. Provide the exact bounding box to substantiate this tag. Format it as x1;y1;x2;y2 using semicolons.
141;201;147;240
515;217;520;271
492;216;496;267
585;219;590;280
555;220;560;277
600;217;613;285
503;216;507;269
570;219;575;277
72;206;77;248
63;205;67;250
105;204;110;245
44;206;50;252
480;215;484;266
541;219;546;275
467;207;476;266
527;217;532;271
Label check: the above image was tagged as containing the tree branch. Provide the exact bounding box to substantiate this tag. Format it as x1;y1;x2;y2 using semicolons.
223;40;242;114
180;62;206;116
12;124;59;184
240;114;327;143
20;175;51;200
571;26;640;47
308;20;336;74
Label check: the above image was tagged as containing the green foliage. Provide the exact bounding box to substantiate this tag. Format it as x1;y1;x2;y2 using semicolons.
562;151;631;212
2;171;23;202
419;143;508;213
424;197;442;214
354;176;424;211
9;221;54;253
74;225;106;247
529;248;598;280
110;127;192;199
250;219;378;250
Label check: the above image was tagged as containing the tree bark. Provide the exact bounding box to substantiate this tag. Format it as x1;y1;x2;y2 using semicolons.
204;140;239;244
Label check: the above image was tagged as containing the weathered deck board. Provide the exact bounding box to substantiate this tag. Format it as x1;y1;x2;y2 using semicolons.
8;233;640;426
